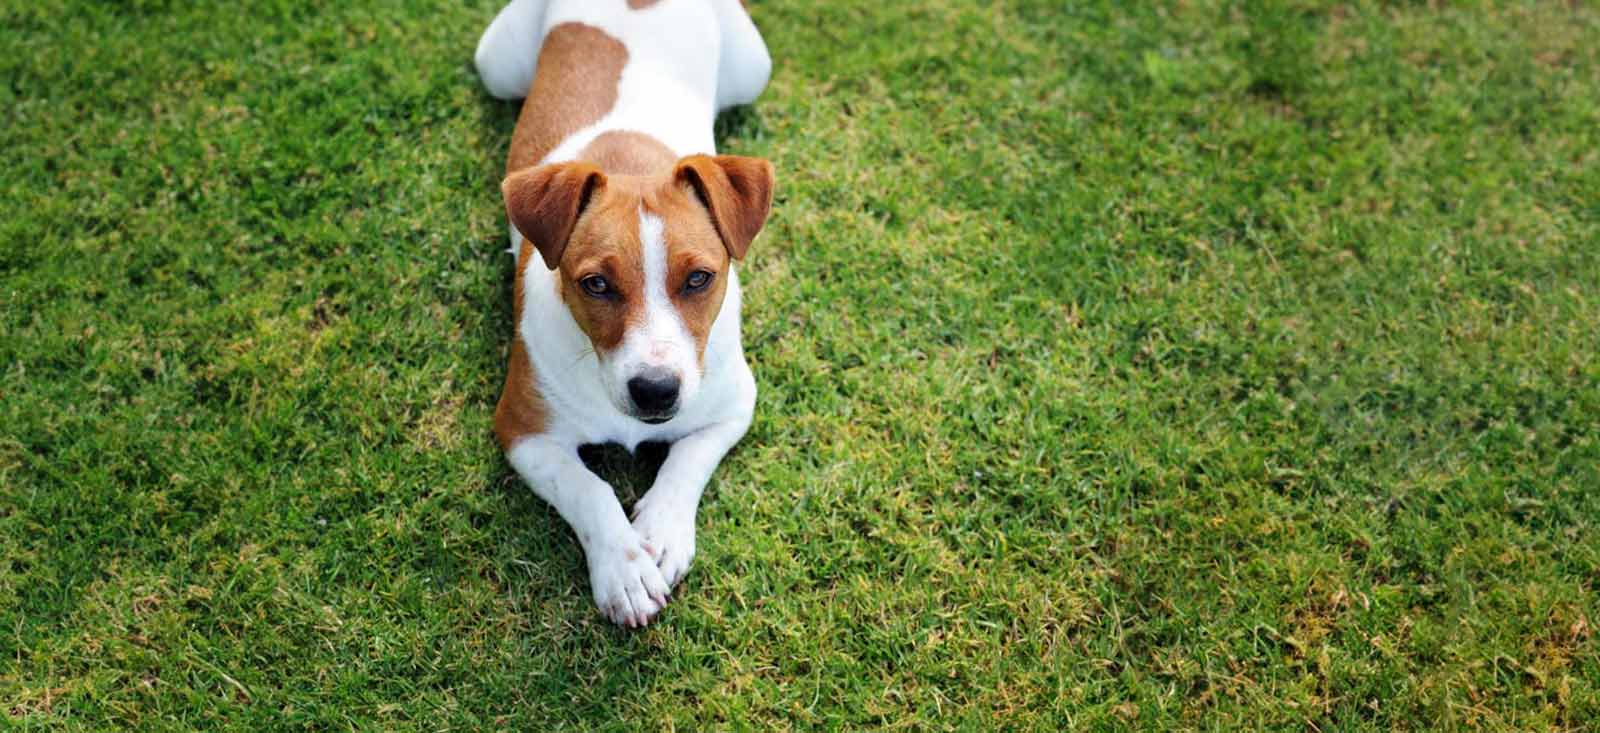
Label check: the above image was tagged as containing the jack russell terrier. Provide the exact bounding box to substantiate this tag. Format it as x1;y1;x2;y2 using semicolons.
473;0;774;627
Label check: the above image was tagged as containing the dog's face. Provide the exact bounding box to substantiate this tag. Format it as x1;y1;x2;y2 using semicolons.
553;183;732;422
504;155;773;422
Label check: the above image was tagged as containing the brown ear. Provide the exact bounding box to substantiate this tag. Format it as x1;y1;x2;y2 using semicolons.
502;162;606;270
674;155;774;260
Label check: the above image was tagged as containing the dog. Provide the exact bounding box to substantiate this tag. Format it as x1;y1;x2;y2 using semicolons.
473;0;774;627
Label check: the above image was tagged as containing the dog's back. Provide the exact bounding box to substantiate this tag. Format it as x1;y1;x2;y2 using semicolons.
475;0;771;174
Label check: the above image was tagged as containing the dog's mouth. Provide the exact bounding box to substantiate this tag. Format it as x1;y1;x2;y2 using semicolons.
636;414;674;425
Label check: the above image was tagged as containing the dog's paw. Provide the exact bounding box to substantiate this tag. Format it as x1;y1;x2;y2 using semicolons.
631;496;697;589
586;527;672;628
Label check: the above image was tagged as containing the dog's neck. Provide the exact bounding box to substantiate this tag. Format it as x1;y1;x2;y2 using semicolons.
573;130;677;177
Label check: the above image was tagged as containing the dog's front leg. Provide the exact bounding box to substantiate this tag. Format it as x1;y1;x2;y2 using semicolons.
631;413;753;589
506;436;671;627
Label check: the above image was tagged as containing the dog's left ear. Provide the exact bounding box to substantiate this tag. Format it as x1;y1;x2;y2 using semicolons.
503;162;607;270
674;155;774;260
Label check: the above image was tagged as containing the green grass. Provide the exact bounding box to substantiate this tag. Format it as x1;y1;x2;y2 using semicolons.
3;0;1599;729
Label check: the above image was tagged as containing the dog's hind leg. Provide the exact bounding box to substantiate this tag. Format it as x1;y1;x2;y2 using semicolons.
474;0;551;100
712;0;772;111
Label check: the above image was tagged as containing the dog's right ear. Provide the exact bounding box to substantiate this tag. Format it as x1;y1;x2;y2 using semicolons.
673;155;774;261
502;162;606;270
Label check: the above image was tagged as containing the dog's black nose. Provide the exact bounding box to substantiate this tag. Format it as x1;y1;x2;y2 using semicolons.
627;370;681;417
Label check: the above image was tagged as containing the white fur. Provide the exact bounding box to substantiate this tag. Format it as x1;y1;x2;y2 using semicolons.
712;0;772;109
506;436;671;625
473;0;550;101
475;0;768;627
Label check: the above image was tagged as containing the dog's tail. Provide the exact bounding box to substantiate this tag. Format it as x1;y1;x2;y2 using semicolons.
474;0;549;101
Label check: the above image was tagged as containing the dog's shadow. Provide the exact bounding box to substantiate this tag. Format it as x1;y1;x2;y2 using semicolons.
577;441;670;507
714;104;768;150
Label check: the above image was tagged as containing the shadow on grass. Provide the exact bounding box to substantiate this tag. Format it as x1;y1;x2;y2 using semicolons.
714;104;768;150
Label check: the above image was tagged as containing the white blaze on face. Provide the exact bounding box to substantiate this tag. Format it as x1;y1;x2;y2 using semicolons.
600;208;701;418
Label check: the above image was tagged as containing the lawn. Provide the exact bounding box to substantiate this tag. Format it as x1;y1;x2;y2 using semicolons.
3;0;1599;729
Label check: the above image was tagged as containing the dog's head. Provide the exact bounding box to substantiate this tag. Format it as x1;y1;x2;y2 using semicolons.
504;154;774;423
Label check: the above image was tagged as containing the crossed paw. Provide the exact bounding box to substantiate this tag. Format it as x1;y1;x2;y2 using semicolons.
585;498;698;628
586;527;671;628
631;494;697;591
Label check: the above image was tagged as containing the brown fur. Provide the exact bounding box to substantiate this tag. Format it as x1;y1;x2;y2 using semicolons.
493;340;546;451
557;161;768;363
553;183;647;354
504;162;606;270
627;0;661;8
578;131;677;177
502;159;771;369
505;23;628;174
673;155;774;260
651;184;735;359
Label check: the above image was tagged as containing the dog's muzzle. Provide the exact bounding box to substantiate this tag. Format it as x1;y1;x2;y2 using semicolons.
627;368;681;422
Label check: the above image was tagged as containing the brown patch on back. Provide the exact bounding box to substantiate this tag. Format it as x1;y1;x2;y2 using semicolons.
506;23;628;174
627;0;661;8
494;339;547;451
578;131;677;176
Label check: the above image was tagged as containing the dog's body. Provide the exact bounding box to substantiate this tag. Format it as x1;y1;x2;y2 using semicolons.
474;0;774;627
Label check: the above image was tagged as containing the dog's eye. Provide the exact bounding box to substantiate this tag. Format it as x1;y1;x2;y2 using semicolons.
684;270;714;293
580;275;611;297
